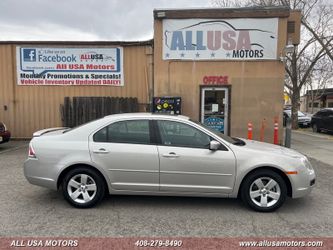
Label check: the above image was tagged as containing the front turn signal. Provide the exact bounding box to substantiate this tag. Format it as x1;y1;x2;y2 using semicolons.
285;171;298;175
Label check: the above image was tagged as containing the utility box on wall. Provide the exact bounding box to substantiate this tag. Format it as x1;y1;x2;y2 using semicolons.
152;97;181;115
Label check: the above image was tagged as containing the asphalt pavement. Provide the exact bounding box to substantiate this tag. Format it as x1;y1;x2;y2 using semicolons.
0;140;332;237
291;129;333;166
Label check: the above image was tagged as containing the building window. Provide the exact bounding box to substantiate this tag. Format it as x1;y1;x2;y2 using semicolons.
309;102;319;108
287;21;295;33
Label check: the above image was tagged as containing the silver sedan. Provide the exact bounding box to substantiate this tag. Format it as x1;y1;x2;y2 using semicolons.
24;113;316;212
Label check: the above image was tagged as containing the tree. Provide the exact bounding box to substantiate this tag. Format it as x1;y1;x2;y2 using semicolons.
301;2;333;61
305;56;333;113
212;0;333;129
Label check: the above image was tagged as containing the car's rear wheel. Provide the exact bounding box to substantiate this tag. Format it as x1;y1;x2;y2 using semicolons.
241;170;287;212
62;167;105;208
312;123;320;133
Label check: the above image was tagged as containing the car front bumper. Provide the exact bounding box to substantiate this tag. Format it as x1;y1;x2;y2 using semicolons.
292;168;316;198
298;121;311;127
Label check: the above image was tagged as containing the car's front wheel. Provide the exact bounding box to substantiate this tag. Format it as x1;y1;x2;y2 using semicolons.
312;123;320;133
241;170;287;212
62;167;105;208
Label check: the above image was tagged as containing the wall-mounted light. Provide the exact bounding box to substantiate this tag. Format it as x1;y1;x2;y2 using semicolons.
280;44;295;62
284;44;294;55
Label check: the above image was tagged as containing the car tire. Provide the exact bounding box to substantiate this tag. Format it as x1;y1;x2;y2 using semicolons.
62;167;106;208
312;123;320;133
241;169;287;212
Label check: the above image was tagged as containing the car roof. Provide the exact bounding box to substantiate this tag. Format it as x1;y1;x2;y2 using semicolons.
283;110;305;113
60;113;191;139
316;108;333;112
103;112;190;121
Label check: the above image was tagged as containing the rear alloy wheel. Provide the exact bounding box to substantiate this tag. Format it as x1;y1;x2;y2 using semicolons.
312;123;320;133
241;170;287;212
62;167;105;208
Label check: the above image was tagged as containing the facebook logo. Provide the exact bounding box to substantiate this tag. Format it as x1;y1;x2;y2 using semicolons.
23;49;36;62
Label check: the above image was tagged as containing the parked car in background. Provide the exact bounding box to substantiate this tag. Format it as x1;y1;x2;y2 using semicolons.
311;108;333;133
0;122;11;144
24;113;316;212
283;110;311;127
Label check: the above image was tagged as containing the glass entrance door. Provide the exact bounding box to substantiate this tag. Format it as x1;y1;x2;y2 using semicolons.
201;87;228;134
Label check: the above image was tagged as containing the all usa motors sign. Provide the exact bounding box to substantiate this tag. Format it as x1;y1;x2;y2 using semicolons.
163;18;278;60
16;47;124;86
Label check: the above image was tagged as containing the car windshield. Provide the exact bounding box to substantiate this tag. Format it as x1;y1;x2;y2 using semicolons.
298;111;306;117
285;110;307;117
192;120;237;144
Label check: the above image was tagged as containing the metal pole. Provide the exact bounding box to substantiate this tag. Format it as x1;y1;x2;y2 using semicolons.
273;117;279;145
285;117;292;148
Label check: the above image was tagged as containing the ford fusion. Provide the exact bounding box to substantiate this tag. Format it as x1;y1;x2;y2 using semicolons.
24;113;316;212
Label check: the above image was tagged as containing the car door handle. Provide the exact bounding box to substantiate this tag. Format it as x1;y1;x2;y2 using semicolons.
162;152;179;158
92;148;110;154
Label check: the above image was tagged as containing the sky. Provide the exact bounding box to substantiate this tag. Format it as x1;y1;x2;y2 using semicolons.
0;0;212;41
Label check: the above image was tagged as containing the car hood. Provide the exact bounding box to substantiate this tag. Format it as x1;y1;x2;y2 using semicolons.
238;138;305;159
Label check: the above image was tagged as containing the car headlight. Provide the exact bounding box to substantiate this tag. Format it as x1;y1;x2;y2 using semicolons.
302;157;313;170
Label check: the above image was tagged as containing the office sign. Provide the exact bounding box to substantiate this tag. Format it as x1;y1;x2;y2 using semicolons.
203;75;229;85
16;47;124;86
163;18;278;60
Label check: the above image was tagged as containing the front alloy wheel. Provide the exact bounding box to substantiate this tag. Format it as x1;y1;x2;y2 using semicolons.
62;167;105;208
249;177;281;208
241;170;287;212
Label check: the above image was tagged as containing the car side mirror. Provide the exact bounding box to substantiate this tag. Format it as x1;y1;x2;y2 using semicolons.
209;140;221;151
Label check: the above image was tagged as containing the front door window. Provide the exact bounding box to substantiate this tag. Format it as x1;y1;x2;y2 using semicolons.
157;120;211;148
156;120;236;193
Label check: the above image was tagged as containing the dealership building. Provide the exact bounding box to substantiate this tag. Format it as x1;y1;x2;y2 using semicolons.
0;7;300;143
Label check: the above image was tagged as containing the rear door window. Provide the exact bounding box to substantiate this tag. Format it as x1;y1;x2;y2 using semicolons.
93;120;150;144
